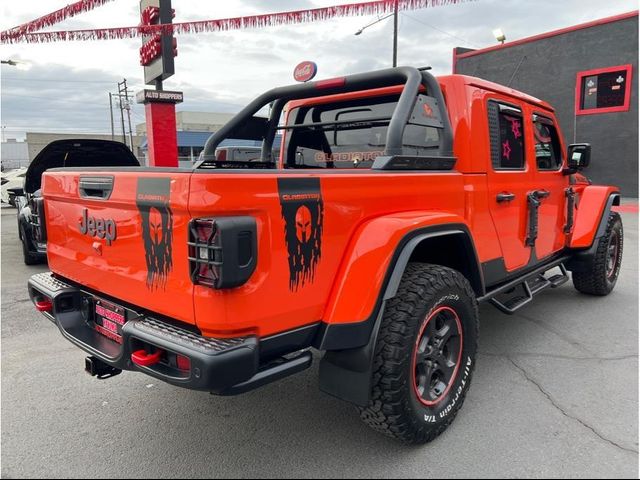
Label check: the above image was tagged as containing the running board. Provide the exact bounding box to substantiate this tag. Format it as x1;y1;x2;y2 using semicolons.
484;264;569;315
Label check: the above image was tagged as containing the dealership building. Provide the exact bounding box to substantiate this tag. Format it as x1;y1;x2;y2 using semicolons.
453;11;638;196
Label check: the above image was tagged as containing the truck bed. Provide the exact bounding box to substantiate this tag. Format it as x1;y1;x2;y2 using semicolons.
43;167;472;338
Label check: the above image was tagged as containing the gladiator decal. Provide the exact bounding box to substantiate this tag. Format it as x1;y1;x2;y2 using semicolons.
136;177;173;290
277;178;324;291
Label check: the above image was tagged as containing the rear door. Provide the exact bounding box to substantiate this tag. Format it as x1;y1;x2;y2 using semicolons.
43;170;196;325
486;99;534;272
529;111;570;260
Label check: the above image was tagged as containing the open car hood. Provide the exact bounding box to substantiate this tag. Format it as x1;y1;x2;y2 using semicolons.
25;139;139;193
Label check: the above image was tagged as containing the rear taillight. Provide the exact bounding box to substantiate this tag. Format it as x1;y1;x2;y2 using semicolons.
188;216;257;289
30;197;46;243
189;218;222;287
215;149;227;161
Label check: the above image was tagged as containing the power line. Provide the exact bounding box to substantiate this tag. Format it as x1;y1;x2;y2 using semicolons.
3;126;114;133
1;92;141;111
400;12;480;48
1;76;118;84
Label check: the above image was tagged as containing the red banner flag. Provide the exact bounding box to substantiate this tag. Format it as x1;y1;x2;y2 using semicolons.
1;0;474;44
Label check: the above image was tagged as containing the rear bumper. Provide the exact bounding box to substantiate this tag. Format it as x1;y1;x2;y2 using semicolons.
28;272;259;392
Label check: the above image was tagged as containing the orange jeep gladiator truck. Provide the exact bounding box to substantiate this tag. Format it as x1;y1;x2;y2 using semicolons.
29;67;623;444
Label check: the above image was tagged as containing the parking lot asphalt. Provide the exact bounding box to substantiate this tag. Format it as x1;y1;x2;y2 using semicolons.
1;203;638;478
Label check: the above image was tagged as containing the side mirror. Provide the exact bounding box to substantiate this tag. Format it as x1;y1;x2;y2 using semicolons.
568;143;591;170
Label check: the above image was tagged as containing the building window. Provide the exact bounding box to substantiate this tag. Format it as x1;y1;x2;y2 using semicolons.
576;65;633;115
488;101;526;170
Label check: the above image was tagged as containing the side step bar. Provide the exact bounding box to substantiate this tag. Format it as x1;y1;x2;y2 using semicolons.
482;263;570;315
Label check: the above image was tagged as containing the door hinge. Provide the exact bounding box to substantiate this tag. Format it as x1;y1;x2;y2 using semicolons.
525;190;548;247
564;187;576;234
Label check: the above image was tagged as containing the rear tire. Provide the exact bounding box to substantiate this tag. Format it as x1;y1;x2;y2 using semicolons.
359;263;478;444
572;212;623;296
21;228;40;266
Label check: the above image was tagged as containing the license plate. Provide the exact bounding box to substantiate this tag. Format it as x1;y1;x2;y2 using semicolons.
93;298;126;344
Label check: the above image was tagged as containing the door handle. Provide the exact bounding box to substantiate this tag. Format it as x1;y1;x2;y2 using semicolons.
532;189;550;199
496;192;516;203
79;176;114;200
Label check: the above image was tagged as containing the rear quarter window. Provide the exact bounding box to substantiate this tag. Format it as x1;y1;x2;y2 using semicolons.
488;100;525;170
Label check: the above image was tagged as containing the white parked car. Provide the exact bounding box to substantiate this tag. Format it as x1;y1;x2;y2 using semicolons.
1;167;27;206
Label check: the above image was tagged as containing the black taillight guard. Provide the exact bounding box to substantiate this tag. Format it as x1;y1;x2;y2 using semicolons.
29;197;47;243
188;216;258;289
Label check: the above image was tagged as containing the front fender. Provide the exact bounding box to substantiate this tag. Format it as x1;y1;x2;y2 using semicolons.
322;211;471;330
570;186;620;249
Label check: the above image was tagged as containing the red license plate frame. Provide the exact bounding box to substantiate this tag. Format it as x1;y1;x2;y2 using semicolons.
93;298;126;344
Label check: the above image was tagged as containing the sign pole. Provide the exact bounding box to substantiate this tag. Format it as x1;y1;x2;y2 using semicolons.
136;90;183;167
138;0;180;167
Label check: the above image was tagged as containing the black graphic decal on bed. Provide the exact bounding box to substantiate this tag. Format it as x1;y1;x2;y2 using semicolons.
136;178;173;290
278;178;324;291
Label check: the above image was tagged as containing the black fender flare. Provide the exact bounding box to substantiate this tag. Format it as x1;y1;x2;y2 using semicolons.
18;204;36;252
566;192;621;273
317;224;483;407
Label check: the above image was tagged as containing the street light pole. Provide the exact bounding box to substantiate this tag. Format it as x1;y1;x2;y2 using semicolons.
354;1;399;68
1;59;31;70
392;0;398;67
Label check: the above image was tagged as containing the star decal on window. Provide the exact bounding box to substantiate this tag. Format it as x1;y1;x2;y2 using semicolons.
502;140;511;160
510;119;522;139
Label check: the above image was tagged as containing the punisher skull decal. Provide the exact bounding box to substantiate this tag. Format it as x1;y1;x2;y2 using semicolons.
136;178;174;290
278;178;324;291
295;205;312;243
149;207;164;244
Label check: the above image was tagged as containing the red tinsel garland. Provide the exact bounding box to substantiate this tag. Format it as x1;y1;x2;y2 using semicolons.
1;0;114;40
1;0;474;44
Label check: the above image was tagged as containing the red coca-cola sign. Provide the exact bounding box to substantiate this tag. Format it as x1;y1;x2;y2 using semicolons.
294;61;318;82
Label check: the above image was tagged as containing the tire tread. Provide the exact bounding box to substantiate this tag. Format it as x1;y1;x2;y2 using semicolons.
359;263;478;444
573;212;623;295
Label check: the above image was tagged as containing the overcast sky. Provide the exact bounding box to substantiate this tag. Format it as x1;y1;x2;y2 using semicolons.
0;0;636;140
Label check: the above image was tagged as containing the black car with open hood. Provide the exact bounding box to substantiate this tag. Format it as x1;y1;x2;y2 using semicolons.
17;139;139;264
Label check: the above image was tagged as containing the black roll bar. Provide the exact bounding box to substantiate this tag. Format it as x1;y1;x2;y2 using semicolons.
196;66;453;168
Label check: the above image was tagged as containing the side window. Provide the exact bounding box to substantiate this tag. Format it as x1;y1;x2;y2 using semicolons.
488;101;525;170
533;115;562;171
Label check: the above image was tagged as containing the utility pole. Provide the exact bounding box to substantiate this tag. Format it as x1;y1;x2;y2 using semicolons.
392;0;398;67
122;79;134;152
108;93;115;141
117;81;126;145
113;80;135;151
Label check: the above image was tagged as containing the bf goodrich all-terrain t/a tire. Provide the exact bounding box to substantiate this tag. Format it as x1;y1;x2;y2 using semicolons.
573;212;623;296
359;263;479;444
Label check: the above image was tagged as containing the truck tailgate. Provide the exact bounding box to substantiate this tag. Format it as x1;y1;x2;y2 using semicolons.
42;170;195;325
